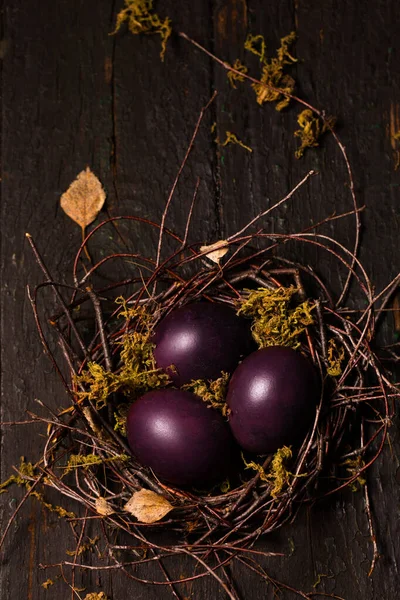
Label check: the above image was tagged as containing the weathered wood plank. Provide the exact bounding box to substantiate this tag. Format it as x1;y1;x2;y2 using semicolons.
1;0;399;598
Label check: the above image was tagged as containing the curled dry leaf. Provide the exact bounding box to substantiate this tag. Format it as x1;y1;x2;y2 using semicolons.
200;239;229;264
60;167;106;237
95;496;115;516
125;488;173;524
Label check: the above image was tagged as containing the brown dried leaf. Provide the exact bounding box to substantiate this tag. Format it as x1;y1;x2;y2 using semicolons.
200;240;229;264
60;167;106;233
125;489;173;524
95;496;115;516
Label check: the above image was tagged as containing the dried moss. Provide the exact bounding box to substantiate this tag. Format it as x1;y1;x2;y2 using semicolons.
41;579;55;590
242;446;302;498
64;453;129;475
112;0;172;61
327;339;345;377
343;456;366;491
114;402;130;437
0;457;35;493
84;593;109;600
244;34;267;63
238;286;314;349
218;131;253;153
182;372;230;416
227;59;248;88
249;32;297;110
30;491;76;519
294;109;336;158
66;536;100;557
76;303;170;410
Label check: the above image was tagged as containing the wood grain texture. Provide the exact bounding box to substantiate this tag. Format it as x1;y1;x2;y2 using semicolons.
1;1;399;599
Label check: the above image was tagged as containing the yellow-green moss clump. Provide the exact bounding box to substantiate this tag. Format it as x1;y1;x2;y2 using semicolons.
238;286;314;349
326;338;346;377
182;372;230;416
294;109;336;158
242;446;304;498
76;302;170;411
112;0;172;61
245;31;297;110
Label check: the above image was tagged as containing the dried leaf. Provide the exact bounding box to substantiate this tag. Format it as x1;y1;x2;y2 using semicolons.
200;240;229;264
60;167;106;235
95;496;115;516
125;489;173;523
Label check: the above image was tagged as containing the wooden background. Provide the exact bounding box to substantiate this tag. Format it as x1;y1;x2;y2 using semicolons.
1;1;399;598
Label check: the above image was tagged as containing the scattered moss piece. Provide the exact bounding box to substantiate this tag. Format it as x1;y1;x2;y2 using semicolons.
30;491;76;519
238;286;314;349
220;478;231;493
294;109;336;158
218;131;253;153
0;457;35;493
112;0;172;61
343;456;366;491
268;446;296;497
242;454;269;482
248;31;297;110
41;579;54;590
242;446;302;498
66;536;100;557
244;33;267;63
327;339;345;377
84;593;109;600
115;297;154;327
182;372;230;415
114;403;130;437
227;58;248;88
64;453;129;475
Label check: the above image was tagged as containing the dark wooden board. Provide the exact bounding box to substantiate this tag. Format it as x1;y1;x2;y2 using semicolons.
1;1;399;599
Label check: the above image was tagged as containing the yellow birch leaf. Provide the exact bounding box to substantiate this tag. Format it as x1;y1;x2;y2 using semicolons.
124;489;173;523
60;167;106;236
200;240;229;265
95;496;115;516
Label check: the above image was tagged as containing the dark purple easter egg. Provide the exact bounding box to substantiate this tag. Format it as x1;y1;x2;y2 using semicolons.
227;346;319;454
152;302;253;386
127;389;235;487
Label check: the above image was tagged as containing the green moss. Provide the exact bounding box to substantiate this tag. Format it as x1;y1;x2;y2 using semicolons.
326;339;345;377
237;286;314;349
217;131;253;153
112;0;172;61
63;453;129;475
0;457;35;493
227;59;248;88
76;303;170;410
294;109;336;158
242;446;306;498
182;372;230;416
249;31;297;110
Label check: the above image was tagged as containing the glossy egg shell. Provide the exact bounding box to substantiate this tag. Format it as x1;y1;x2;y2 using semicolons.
227;346;319;454
152;302;253;386
127;389;235;487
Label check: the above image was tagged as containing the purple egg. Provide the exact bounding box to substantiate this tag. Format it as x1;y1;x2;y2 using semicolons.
227;347;319;454
152;302;253;386
127;389;235;487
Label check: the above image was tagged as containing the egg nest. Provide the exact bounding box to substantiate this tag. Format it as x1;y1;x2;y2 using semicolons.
9;214;398;589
